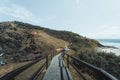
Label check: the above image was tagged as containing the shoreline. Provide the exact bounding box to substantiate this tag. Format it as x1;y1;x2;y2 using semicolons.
97;47;120;56
102;45;119;49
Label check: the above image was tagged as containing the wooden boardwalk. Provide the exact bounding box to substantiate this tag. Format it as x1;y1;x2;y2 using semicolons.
43;53;73;80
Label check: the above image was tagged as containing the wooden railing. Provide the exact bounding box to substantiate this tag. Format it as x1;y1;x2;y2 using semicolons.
0;55;49;80
65;54;118;80
29;55;49;80
1;53;118;80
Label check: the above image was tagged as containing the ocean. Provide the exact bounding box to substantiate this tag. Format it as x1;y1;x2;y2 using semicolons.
97;39;120;48
97;39;120;56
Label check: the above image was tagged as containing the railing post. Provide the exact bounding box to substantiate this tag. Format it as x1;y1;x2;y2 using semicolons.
67;54;69;69
50;53;52;60
46;55;48;70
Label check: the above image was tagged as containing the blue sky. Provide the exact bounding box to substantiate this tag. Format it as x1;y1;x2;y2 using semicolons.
0;0;120;39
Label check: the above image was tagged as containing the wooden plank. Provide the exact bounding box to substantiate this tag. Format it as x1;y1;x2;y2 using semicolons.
43;53;73;80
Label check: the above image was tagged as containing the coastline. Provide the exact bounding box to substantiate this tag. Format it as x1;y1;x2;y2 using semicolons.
97;47;120;56
97;39;120;56
103;45;119;49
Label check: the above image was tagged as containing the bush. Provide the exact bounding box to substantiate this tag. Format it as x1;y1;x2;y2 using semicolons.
78;51;120;79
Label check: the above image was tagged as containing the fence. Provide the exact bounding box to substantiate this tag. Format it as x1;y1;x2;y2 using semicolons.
0;55;49;80
65;54;118;80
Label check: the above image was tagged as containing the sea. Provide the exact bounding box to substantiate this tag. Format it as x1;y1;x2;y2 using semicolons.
97;39;120;56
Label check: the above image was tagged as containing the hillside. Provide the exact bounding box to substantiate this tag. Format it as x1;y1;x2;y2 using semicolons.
0;21;102;63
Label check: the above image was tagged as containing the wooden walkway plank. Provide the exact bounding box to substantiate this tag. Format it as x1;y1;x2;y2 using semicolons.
43;53;73;80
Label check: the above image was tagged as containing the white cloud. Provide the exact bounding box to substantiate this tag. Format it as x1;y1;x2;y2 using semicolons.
91;25;120;39
0;2;40;24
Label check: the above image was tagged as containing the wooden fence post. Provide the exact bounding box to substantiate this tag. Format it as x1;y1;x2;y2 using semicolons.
46;55;48;70
67;55;69;69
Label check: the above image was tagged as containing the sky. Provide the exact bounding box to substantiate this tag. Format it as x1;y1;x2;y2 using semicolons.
0;0;120;39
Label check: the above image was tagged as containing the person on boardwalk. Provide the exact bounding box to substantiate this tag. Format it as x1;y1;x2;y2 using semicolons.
61;45;70;58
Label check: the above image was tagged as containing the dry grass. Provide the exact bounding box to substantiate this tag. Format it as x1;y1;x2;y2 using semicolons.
64;56;83;80
34;30;69;48
68;65;83;80
15;59;46;80
35;66;46;80
64;53;94;80
0;62;30;77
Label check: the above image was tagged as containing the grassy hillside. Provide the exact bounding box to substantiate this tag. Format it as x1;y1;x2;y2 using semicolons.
43;29;103;54
0;21;102;63
0;21;68;63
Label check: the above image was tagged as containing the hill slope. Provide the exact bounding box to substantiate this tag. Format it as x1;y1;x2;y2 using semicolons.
0;21;102;63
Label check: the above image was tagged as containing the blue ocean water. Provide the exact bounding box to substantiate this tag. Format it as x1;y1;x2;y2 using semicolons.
97;39;120;48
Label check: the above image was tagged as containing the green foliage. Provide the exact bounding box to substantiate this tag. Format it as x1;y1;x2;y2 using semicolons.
78;51;120;79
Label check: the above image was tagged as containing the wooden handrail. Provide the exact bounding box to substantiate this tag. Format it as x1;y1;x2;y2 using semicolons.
65;54;118;80
0;55;48;80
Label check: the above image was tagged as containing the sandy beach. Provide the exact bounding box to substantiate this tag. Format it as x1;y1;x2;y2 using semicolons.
97;47;120;56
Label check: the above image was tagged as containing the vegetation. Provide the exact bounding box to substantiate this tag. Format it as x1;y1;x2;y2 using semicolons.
15;59;46;80
0;21;101;63
0;61;30;77
78;49;120;79
0;21;119;79
0;21;67;63
44;29;103;48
